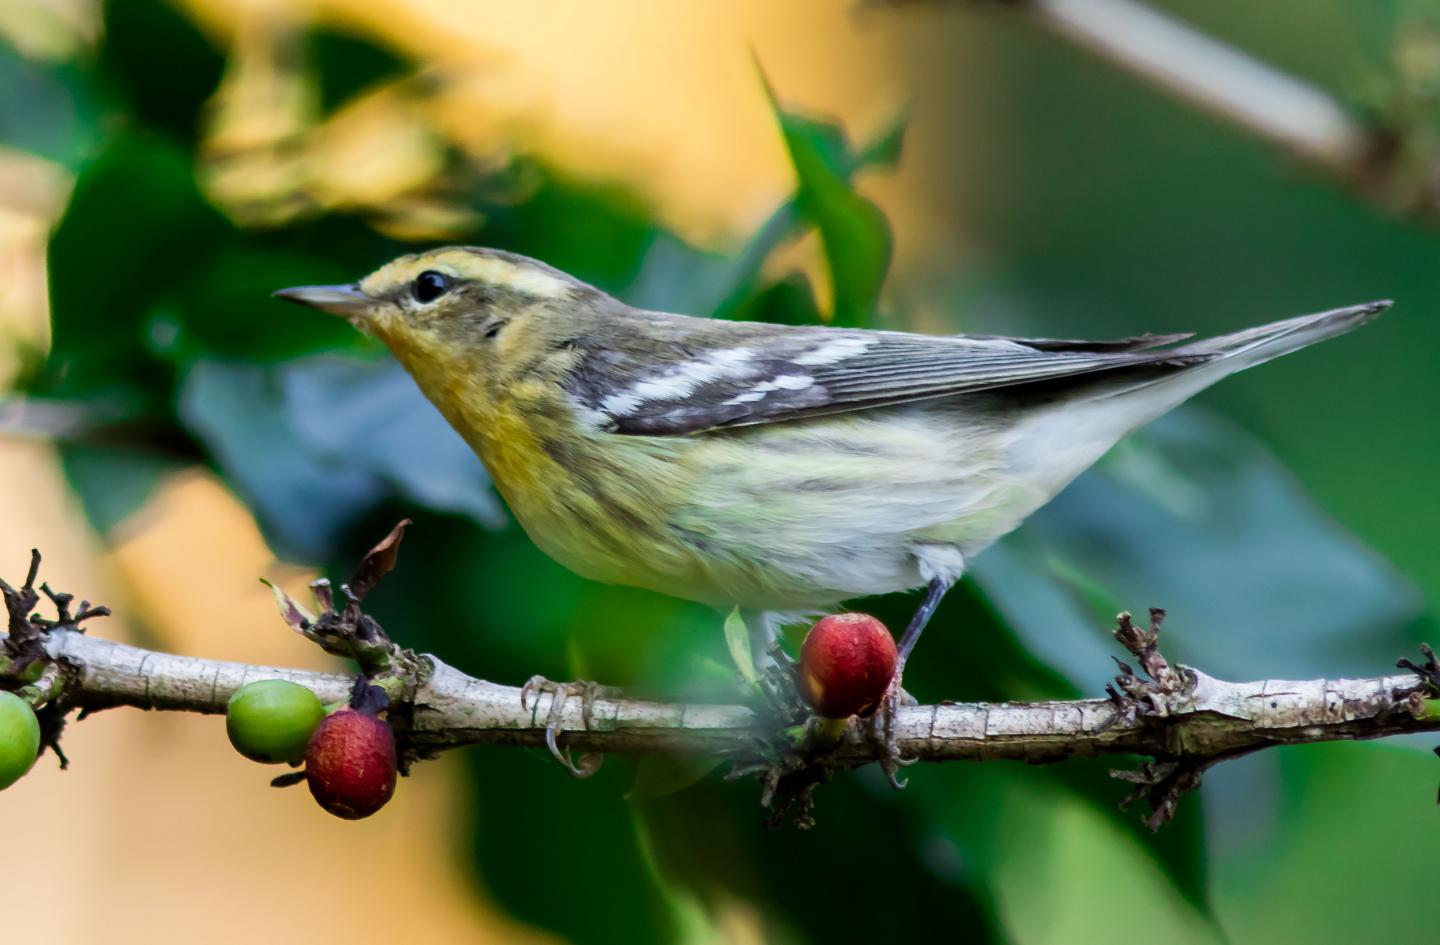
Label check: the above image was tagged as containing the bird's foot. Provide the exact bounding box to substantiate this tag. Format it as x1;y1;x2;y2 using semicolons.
519;676;616;779
872;680;920;790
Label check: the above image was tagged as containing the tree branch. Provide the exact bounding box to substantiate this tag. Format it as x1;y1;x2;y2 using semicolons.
7;539;1437;829
36;627;1439;767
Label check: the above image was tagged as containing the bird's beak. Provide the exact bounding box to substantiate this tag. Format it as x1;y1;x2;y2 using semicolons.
272;283;372;316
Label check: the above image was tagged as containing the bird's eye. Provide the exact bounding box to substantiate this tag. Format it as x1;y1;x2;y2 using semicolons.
411;270;452;304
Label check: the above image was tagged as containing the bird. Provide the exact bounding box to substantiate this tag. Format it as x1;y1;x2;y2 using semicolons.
276;246;1387;758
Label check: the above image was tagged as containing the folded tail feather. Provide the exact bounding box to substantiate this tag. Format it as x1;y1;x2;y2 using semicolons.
1171;299;1390;369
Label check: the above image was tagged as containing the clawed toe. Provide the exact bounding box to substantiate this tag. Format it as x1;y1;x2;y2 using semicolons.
873;682;920;790
520;676;613;779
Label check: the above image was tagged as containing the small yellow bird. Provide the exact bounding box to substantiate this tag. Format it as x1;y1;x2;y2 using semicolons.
276;247;1387;696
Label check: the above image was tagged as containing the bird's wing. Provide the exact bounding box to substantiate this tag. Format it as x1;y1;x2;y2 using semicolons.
567;317;1213;436
963;331;1193;352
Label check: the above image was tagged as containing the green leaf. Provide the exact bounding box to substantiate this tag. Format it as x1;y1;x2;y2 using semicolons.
726;272;823;326
707;109;905;322
908;763;1222;945
1210;743;1440;943
856;106;910;170
722;607;757;686
759;68;893;328
987;784;1222;945
174;248;365;361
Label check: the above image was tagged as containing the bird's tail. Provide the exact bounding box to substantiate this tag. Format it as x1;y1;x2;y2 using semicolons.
1072;299;1390;440
1168;299;1390;371
995;299;1390;529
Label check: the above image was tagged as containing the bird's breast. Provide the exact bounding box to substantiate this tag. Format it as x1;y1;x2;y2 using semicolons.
464;391;714;593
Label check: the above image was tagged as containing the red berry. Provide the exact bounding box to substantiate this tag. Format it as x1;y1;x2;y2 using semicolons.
798;613;898;719
305;708;397;820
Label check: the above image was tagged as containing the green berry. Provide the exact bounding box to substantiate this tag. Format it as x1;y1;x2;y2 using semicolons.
226;680;325;764
0;691;41;790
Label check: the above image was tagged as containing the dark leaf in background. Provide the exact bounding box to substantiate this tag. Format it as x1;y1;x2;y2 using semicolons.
625;233;741;314
97;0;224;141
280;356;505;530
57;443;181;536
179;358;385;561
355;520;707;944
464;756;675;945
886;578;1216;913
0;44;97;167
625;755;723;802
734;772;997;943
176;249;366;361
180;356;509;561
309;27;412;113
971;410;1425;692
728;272;824;326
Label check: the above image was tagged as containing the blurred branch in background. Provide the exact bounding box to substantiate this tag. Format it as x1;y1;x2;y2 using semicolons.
891;0;1440;222
1012;0;1373;169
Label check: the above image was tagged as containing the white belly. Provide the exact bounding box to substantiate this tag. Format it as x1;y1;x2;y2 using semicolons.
670;402;1042;608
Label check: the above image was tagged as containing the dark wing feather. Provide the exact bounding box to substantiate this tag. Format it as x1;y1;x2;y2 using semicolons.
964;331;1194;352
565;314;1211;436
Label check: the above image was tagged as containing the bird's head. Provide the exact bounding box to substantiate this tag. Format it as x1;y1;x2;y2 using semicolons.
274;246;587;370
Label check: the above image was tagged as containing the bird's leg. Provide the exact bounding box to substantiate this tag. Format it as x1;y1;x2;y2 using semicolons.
519;676;617;779
735;609;806;718
876;575;954;788
896;578;951;666
742;609;788;675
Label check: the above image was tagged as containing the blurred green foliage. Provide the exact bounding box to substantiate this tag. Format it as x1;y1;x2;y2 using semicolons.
5;1;1440;943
